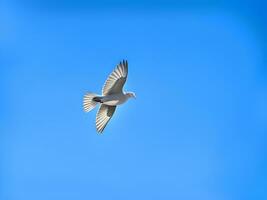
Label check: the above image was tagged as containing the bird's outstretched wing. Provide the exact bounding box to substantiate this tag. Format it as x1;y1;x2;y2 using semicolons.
96;104;116;133
102;60;128;95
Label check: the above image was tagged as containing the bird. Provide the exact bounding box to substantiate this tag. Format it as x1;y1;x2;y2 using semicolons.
83;60;136;133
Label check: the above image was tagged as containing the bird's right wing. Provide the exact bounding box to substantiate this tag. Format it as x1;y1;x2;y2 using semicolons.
102;60;128;96
96;104;116;133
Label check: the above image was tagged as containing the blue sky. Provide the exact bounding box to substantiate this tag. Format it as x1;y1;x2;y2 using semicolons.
1;0;266;200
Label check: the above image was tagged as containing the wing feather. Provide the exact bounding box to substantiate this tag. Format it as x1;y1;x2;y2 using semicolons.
102;60;128;95
96;105;116;133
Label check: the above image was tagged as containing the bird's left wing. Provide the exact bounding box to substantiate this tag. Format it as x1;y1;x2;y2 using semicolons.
102;60;128;95
96;104;116;133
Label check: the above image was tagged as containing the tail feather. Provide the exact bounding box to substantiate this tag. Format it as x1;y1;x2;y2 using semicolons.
83;93;99;112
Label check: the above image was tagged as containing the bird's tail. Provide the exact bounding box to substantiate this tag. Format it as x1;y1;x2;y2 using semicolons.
83;93;99;112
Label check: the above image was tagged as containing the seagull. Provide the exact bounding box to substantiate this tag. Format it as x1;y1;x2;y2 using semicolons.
83;60;136;133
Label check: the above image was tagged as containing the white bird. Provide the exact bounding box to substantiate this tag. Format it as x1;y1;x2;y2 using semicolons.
83;60;136;133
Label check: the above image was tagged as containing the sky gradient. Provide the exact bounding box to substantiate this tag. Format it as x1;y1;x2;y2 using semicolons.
1;0;266;200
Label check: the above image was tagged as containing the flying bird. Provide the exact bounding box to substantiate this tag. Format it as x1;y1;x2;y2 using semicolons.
83;60;136;133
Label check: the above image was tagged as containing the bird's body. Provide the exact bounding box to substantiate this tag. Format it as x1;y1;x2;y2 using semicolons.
83;60;135;133
94;93;130;106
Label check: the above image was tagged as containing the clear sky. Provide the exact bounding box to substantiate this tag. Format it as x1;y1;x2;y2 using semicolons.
1;0;266;200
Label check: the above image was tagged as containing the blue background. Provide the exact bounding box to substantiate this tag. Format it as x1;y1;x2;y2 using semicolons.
1;0;266;199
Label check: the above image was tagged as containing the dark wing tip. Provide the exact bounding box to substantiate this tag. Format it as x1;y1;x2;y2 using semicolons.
122;59;128;75
121;59;127;65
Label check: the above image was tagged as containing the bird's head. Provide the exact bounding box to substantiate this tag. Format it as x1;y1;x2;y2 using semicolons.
126;92;136;99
